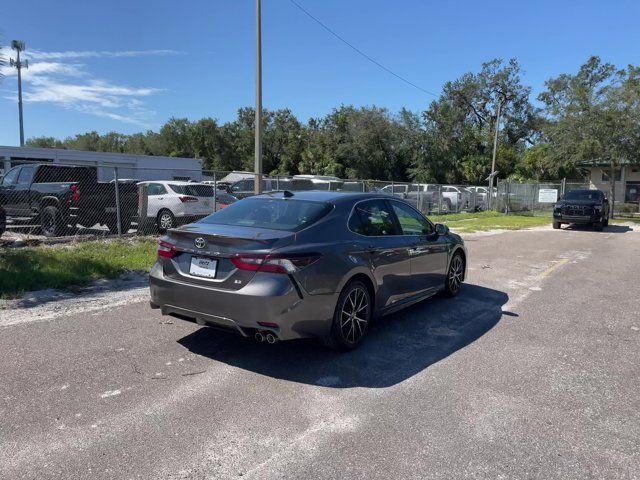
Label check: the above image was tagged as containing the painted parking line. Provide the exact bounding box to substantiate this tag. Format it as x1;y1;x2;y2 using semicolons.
538;258;570;279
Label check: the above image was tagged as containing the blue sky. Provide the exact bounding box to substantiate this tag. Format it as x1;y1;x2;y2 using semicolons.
1;0;639;146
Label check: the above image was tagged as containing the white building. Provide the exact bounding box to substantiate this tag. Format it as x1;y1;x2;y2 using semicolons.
0;146;203;182
581;160;640;203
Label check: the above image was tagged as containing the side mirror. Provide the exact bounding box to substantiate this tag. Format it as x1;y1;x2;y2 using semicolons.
435;223;449;236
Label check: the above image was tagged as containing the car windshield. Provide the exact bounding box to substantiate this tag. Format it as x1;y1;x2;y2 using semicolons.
199;197;332;232
168;184;214;196
564;190;601;201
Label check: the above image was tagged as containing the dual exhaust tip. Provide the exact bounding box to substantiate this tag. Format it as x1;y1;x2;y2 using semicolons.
254;331;278;344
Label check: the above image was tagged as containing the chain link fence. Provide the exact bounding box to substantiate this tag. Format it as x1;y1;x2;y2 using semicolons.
1;160;496;241
494;179;638;217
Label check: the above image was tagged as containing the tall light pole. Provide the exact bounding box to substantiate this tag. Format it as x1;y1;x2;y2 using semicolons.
254;0;263;195
10;40;28;147
488;99;502;209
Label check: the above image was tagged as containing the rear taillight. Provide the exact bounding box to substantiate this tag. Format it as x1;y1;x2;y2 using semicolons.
70;184;80;203
218;203;228;209
179;196;198;203
231;253;321;274
158;240;177;259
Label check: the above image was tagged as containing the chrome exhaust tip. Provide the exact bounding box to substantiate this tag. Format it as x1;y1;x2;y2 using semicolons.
254;332;265;342
265;333;277;344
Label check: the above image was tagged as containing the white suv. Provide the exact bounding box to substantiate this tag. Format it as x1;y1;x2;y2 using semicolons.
139;181;223;232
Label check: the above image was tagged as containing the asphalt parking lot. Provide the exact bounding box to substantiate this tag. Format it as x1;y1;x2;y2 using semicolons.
1;225;639;480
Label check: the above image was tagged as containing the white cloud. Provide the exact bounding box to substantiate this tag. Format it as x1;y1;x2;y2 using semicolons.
26;49;180;60
0;47;170;127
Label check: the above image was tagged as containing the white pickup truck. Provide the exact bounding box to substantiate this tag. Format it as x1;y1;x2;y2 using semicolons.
380;184;461;213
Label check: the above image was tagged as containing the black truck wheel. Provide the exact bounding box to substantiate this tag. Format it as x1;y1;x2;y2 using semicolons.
41;206;63;237
553;221;561;229
107;217;132;235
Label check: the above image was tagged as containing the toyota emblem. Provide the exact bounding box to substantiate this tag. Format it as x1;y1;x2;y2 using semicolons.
194;237;206;249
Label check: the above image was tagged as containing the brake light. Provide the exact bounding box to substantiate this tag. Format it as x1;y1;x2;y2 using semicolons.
218;203;228;209
179;196;198;203
70;184;80;203
158;240;177;259
231;253;321;274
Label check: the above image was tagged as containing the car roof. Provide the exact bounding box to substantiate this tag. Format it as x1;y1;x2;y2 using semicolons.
138;180;196;185
253;190;392;204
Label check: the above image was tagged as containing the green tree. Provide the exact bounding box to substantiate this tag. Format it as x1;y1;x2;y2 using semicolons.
411;59;540;184
539;56;640;214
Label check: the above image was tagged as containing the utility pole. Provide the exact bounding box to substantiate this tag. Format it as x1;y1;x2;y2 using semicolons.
10;40;28;147
254;0;263;195
488;99;502;210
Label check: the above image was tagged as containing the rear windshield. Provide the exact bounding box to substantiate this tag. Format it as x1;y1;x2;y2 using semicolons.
168;184;214;196
564;190;602;201
199;197;332;232
215;193;237;204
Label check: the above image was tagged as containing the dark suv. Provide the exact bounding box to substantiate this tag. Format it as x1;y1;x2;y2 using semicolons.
553;189;610;231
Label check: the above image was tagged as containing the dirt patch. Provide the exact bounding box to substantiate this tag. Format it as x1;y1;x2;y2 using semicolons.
0;272;150;328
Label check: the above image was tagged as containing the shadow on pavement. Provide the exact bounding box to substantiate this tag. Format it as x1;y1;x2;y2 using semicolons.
563;224;632;233
178;284;509;388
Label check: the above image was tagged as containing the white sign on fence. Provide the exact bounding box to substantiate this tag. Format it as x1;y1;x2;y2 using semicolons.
538;188;558;203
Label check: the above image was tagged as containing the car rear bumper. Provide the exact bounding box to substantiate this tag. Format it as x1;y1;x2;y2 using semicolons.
149;262;338;341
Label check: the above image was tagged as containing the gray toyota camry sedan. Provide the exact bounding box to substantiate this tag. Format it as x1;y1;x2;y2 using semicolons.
149;191;467;350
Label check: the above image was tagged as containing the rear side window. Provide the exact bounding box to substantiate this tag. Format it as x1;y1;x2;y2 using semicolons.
33;166;96;183
168;184;214;196
349;200;397;236
147;183;167;195
200;197;332;232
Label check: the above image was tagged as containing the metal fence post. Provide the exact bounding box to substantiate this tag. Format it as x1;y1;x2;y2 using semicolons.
437;185;442;214
213;171;217;211
114;166;122;236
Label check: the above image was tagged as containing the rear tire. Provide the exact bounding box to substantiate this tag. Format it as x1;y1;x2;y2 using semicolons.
593;221;603;232
321;280;372;351
157;209;176;233
443;252;464;297
107;217;132;235
553;221;561;229
41;205;63;237
603;217;609;227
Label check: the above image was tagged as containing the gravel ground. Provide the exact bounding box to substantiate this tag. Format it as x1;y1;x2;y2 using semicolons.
1;224;639;480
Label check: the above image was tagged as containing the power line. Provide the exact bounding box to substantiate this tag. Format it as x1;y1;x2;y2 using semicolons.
288;0;439;98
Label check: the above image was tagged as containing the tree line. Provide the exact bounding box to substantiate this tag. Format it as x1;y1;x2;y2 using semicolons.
27;57;640;186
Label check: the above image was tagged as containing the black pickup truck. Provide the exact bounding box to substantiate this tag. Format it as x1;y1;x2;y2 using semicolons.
0;164;138;237
553;189;610;231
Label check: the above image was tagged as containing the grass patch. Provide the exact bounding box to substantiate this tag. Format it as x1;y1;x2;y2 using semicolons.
0;238;157;299
429;211;551;233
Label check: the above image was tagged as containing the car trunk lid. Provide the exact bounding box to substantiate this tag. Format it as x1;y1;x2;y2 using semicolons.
161;224;296;290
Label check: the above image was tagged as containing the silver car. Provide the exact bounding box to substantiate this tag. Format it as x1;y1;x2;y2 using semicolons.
149;191;467;350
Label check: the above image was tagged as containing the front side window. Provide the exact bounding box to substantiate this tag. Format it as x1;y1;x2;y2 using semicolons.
1;167;21;186
18;166;35;184
391;201;434;235
349;200;397;236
